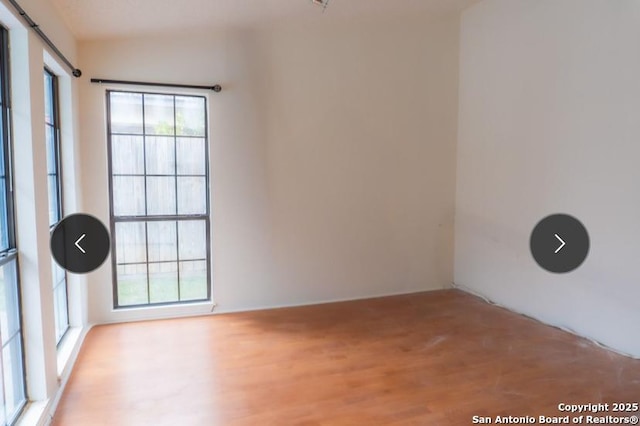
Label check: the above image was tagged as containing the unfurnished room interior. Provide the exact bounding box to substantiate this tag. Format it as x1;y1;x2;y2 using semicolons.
0;0;637;425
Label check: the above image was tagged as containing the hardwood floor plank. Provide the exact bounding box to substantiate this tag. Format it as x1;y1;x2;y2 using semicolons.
53;290;640;425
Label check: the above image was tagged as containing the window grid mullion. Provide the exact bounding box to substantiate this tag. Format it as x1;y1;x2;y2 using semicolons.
114;214;207;222
172;96;181;301
111;132;205;139
112;174;206;178
116;258;207;267
141;95;151;304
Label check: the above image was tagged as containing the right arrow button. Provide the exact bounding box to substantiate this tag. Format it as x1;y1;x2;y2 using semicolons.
554;233;565;254
530;214;589;273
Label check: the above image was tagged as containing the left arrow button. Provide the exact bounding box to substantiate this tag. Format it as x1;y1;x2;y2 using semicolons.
75;234;87;254
50;214;110;274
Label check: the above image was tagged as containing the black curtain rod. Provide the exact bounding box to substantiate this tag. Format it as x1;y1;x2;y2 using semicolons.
7;0;82;77
91;78;222;93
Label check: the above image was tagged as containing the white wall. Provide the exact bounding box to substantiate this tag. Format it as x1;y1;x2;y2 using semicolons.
78;15;460;323
456;0;640;357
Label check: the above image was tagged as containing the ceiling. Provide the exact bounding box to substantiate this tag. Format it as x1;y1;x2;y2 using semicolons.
50;0;479;40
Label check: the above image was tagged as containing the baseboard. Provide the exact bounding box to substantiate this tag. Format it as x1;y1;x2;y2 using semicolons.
212;287;443;315
451;282;639;360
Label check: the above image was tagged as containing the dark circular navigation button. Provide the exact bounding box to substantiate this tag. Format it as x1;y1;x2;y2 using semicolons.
51;214;110;274
530;213;589;273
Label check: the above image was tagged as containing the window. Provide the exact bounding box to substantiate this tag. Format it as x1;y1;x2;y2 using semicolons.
0;26;26;425
44;68;69;344
107;91;210;308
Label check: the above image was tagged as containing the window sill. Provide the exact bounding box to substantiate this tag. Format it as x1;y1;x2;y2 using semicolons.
106;300;217;323
15;400;48;426
56;326;83;377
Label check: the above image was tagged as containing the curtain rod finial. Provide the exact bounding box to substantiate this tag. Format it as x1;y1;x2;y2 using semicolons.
213;85;222;92
72;69;82;78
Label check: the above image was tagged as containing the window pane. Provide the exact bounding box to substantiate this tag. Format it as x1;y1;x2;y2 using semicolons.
0;178;8;251
177;177;206;215
110;92;143;134
0;368;5;425
117;264;148;306
45;125;56;174
146;177;176;215
54;283;69;343
113;176;145;216
48;175;60;226
149;262;178;304
176;138;205;175
51;260;66;287
145;136;175;175
2;336;25;422
147;221;177;262
175;96;205;136
0;120;3;177
115;222;147;264
111;135;144;175
52;261;69;342
0;261;20;346
44;73;53;125
144;94;174;135
178;220;206;260
109;91;210;308
179;261;207;301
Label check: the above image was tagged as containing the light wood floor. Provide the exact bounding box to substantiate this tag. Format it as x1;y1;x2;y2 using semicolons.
53;290;640;425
